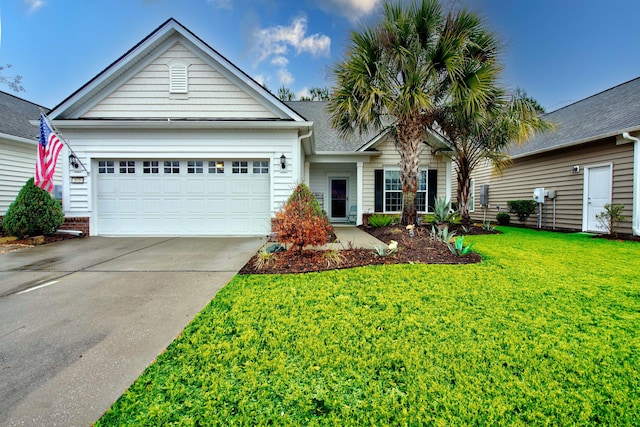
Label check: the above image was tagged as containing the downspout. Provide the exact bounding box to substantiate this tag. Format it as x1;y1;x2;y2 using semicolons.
621;132;640;236
298;127;313;183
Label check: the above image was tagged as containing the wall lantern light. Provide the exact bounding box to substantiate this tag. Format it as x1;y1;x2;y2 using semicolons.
280;153;286;170
69;154;80;169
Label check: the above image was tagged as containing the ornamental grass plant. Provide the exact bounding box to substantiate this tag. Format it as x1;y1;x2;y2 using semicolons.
97;227;640;426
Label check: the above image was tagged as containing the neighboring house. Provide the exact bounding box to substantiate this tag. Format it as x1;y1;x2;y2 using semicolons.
50;18;451;236
463;77;640;236
0;91;60;215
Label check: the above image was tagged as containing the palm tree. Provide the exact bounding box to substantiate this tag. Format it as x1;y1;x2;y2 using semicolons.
436;88;554;224
328;0;501;225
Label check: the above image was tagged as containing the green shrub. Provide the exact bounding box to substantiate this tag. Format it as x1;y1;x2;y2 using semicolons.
3;178;64;237
272;183;333;253
595;203;626;235
368;214;395;228
496;212;511;225
507;199;537;224
446;235;475;256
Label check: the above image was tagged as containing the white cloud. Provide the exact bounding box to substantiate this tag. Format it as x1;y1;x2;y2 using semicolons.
251;16;330;91
319;0;381;22
278;69;294;86
253;74;266;86
270;56;289;67
206;0;232;9
254;16;331;64
296;87;310;100
24;0;45;13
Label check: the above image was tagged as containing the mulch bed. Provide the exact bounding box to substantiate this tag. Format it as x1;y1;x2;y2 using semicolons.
239;224;495;275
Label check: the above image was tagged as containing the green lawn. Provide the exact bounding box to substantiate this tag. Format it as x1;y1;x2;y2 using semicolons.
97;227;640;426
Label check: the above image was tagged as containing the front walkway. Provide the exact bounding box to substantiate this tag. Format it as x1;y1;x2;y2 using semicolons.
325;225;385;250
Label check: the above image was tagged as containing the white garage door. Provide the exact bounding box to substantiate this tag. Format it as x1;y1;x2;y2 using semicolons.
96;159;271;235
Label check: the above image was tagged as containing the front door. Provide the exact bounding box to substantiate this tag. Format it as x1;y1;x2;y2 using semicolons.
584;164;612;232
330;178;348;220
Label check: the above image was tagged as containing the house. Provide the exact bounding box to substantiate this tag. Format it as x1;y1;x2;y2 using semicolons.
0;91;60;215
463;77;640;236
50;18;451;236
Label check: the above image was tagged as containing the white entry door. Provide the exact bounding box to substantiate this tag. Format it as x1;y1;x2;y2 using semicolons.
584;164;612;232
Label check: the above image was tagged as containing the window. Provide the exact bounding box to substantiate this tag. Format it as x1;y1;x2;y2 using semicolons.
384;170;402;212
98;160;115;174
232;161;248;174
384;169;428;213
143;161;159;174
164;160;180;174
168;61;189;94
187;160;204;174
119;160;135;174
469;179;475;212
253;161;269;174
208;161;224;174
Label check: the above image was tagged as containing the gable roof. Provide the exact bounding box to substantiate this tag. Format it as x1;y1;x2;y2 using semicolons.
50;18;305;122
0;91;48;142
510;76;640;158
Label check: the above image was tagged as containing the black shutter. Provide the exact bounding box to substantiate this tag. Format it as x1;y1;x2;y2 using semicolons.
374;169;384;212
428;170;437;212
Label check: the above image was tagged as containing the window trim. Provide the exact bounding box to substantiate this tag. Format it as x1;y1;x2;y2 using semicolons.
383;168;429;213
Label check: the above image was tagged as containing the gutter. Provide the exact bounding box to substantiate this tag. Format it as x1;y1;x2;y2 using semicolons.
621;132;640;236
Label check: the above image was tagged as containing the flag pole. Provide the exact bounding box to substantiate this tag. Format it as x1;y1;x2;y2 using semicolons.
40;110;90;175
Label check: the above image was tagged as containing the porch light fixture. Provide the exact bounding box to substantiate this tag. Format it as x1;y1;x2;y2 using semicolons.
280;153;286;170
69;154;80;169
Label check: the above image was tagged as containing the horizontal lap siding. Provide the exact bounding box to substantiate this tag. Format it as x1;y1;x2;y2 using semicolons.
467;138;635;233
362;137;449;213
1;140;61;214
309;164;357;214
85;42;277;119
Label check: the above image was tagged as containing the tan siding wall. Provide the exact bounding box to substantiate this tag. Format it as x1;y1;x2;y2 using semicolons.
308;163;357;216
362;137;449;213
85;42;278;119
464;138;635;233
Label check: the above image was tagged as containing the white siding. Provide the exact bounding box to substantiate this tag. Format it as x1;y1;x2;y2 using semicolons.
1;139;62;215
84;42;279;120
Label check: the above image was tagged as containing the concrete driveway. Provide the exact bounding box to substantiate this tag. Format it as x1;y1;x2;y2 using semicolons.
0;236;264;426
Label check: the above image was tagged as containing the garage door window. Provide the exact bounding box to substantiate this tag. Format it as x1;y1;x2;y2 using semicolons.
232;161;248;174
253;161;269;174
187;160;204;174
143;161;159;174
98;160;115;174
164;161;180;174
208;161;224;174
119;161;136;174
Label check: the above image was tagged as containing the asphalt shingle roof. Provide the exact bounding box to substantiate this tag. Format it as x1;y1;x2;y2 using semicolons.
510;76;640;157
0;91;48;141
285;101;381;152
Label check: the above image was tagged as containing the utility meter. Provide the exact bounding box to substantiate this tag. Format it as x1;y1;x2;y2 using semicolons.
533;188;545;204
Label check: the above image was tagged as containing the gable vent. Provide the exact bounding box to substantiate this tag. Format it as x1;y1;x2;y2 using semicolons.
169;62;189;94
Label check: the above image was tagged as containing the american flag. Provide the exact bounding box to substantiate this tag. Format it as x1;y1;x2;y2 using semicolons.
35;114;64;192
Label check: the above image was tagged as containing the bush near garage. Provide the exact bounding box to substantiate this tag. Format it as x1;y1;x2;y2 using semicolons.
2;178;64;237
272;183;333;253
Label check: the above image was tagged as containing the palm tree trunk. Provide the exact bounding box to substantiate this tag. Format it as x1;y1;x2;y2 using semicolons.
456;156;472;225
397;119;423;226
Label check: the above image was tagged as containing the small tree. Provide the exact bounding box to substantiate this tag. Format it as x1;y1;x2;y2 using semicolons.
596;203;626;235
272;183;333;254
3;178;64;237
507;200;537;225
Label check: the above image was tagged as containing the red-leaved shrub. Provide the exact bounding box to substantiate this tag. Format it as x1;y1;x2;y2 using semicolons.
272;183;333;253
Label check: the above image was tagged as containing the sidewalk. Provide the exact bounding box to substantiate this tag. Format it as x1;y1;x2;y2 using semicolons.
323;225;385;250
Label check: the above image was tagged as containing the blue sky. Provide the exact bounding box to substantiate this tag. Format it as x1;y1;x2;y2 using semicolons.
1;0;639;112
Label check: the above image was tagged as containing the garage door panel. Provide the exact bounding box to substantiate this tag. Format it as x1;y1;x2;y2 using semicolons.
97;159;271;236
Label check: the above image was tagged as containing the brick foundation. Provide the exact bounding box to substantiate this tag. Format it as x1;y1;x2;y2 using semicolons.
59;217;90;236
